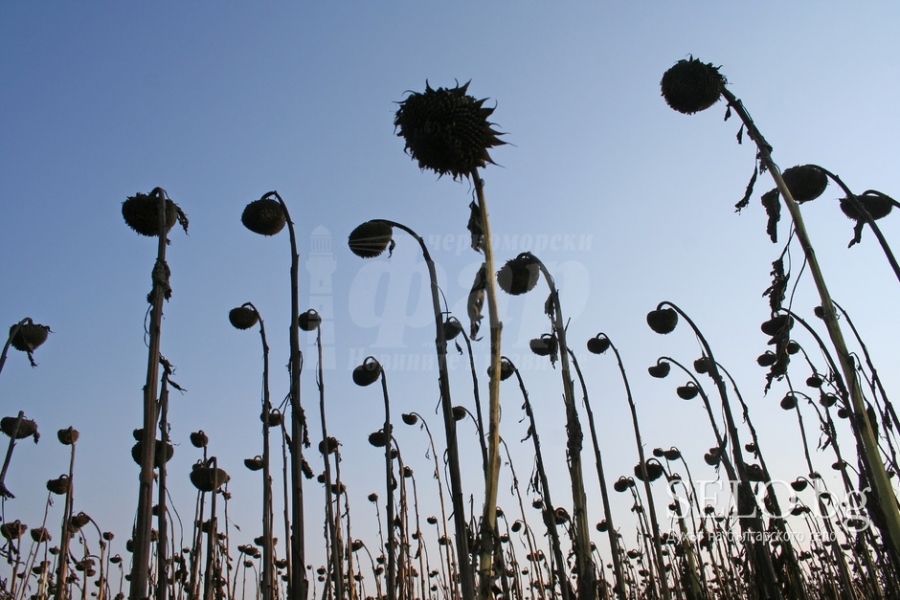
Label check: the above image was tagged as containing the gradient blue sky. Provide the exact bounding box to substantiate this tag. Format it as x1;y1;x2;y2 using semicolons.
2;2;899;575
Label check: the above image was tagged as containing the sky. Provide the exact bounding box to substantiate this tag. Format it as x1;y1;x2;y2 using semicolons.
1;1;899;585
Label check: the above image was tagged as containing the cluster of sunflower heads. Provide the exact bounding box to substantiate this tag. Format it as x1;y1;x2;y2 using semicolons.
660;57;726;115
394;81;505;180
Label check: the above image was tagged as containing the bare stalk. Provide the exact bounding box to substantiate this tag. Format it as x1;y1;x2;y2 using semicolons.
473;173;504;600
721;88;900;568
131;187;174;600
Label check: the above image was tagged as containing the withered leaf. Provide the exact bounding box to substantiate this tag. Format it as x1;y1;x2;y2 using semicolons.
735;164;758;213
761;189;781;243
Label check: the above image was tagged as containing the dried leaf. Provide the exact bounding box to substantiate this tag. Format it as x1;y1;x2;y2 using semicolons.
467;201;484;253
848;221;865;248
761;189;781;243
736;123;744;145
724;105;732;121
521;425;534;443
735;164;758;213
762;258;788;314
544;293;555;321
467;264;487;340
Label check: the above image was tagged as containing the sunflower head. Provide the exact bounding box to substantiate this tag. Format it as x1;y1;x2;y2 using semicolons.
242;197;286;236
660;57;726;115
781;165;828;203
497;253;540;295
394;81;505;180
348;221;394;258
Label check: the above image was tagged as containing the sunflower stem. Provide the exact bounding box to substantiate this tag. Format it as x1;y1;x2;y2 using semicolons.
721;87;900;572
130;187;170;600
369;219;475;600
473;173;504;600
267;190;309;600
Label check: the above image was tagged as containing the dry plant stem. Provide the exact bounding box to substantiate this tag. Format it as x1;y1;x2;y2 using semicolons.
835;301;900;453
55;433;77;600
202;458;219;600
408;412;456;599
721;88;900;568
473;172;504;600
251;308;275;600
500;439;546;599
718;363;809;599
509;362;572;600
314;326;343;600
660;303;783;600
788;397;855;599
371;220;474;600
532;260;595;599
157;371;170;600
455;322;488;476
268;191;309;600
578;344;663;599
379;372;397;600
0;411;25;498
131;187;169;600
568;351;627;598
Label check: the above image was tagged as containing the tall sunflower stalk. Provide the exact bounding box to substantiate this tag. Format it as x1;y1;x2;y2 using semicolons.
228;303;276;600
661;56;900;571
496;253;597;598
121;187;187;600
241;192;309;599
348;218;473;600
394;81;505;600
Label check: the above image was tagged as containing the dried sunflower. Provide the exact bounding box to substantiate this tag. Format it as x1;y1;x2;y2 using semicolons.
122;190;188;237
8;320;50;353
348;221;393;258
242;198;286;236
497;253;540;296
394;81;505;180
229;306;259;330
781;165;828;202
660;57;726;115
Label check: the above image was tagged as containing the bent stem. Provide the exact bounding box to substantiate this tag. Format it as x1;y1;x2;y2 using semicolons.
581;340;663;599
507;358;572;600
366;220;474;600
313;321;343;600
721;87;900;570
266;191;310;600
658;303;783;599
532;258;596;599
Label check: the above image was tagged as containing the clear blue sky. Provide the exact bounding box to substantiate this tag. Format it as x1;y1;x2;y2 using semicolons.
1;1;898;576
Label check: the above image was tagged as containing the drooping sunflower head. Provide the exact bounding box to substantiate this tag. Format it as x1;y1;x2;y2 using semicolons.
394;81;505;180
781;165;828;203
660;57;726;115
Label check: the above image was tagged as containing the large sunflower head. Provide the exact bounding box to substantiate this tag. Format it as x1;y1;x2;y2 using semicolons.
394;81;505;180
660;57;726;115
